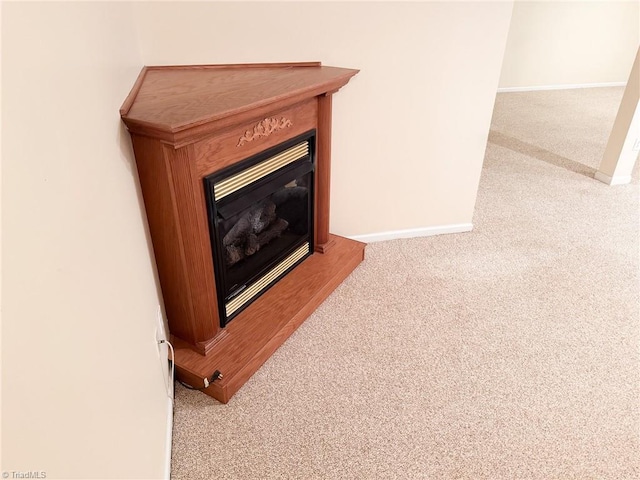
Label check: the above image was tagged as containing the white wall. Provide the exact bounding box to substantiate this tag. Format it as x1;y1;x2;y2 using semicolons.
2;3;170;479
1;2;514;476
500;1;640;89
134;1;514;238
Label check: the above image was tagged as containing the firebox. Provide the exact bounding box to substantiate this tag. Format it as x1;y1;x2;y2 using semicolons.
204;131;316;326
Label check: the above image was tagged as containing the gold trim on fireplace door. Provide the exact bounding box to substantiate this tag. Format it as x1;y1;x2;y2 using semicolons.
225;242;310;317
214;142;309;201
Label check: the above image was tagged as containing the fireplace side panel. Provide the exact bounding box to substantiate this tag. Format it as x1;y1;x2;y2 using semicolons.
166;143;221;343
130;136;199;343
130;135;221;350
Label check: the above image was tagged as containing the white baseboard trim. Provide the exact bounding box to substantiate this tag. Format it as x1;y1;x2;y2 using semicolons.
498;82;625;93
594;171;632;186
164;396;173;480
348;223;473;243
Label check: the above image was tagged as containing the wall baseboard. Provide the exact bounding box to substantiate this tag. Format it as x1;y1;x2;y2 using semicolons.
164;397;173;480
498;82;625;93
594;171;632;186
348;223;473;243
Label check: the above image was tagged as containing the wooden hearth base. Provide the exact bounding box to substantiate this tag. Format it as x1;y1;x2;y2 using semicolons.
172;234;365;403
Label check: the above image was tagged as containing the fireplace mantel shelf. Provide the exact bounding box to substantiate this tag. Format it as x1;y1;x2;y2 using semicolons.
121;62;364;403
121;62;359;146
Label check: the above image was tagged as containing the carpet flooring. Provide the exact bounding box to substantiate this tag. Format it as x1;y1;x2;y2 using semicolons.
171;87;639;479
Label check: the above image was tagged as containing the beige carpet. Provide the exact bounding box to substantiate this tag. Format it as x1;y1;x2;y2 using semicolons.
171;87;639;479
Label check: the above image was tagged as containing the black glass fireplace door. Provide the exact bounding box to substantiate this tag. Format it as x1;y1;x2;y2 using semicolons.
204;133;315;327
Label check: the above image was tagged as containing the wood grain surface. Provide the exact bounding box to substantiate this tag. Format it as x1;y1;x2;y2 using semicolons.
124;65;357;129
120;63;358;146
173;234;365;403
193;99;317;176
315;94;333;252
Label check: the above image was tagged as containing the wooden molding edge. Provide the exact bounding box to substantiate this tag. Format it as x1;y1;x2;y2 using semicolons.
196;330;230;355
120;66;149;116
314;238;337;254
169;329;229;356
146;62;322;71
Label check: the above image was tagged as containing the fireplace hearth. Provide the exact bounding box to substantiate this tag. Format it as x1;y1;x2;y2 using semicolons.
120;62;364;403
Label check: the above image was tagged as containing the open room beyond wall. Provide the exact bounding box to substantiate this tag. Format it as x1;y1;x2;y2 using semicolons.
499;1;639;90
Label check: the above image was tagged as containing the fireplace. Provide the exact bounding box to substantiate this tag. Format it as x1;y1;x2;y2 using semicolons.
204;132;315;326
120;62;365;403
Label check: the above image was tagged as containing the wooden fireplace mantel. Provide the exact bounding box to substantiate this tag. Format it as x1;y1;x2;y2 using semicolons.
120;62;359;147
121;62;364;403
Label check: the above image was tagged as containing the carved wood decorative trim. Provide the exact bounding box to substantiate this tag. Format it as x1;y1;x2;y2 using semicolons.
237;117;293;147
